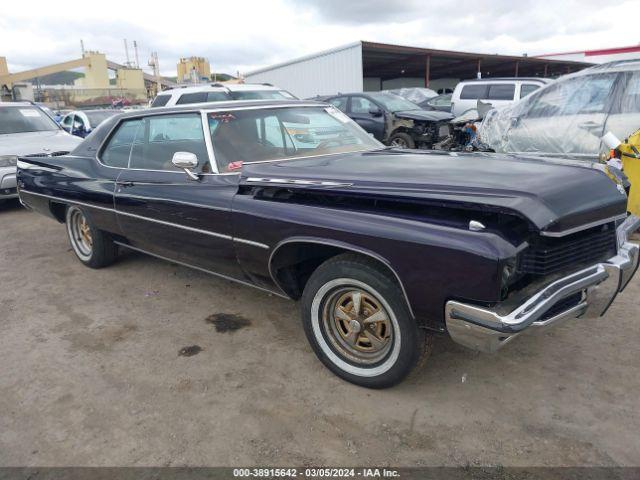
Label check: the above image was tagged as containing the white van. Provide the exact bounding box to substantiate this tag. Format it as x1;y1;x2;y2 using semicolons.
450;78;552;116
151;83;297;107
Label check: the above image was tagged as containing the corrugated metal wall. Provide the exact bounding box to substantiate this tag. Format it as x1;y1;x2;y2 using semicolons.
245;42;363;99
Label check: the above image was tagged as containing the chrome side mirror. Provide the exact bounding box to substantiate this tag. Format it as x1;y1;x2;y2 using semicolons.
172;151;199;180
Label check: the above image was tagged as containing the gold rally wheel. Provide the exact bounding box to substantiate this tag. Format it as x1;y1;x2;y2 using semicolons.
65;206;118;269
301;253;432;388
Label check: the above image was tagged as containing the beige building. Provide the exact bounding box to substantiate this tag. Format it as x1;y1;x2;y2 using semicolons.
177;56;211;84
115;67;145;89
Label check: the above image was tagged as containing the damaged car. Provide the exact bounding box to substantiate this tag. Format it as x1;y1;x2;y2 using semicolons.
17;99;639;388
324;91;453;148
481;60;640;160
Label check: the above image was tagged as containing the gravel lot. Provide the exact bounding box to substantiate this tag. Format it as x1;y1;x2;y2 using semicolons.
1;200;639;467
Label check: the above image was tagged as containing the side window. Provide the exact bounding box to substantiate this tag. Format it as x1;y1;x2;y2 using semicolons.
520;84;540;99
129;114;209;171
256;115;285;148
100;119;144;168
350;97;375;114
176;92;208;105
328;97;348;112
486;84;515;100
525;81;575;118
459;84;487;100
151;95;171;107
74;115;85;129
207;91;230;102
562;73;617;115
613;72;640;114
62;115;73;127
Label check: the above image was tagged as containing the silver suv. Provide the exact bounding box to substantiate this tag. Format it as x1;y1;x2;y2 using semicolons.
151;83;296;107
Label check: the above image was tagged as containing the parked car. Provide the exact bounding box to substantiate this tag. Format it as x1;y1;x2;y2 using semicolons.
151;83;297;107
17;99;638;388
324;91;453;148
60;109;121;138
481;60;640;160
424;93;452;112
0;102;81;202
451;77;552;116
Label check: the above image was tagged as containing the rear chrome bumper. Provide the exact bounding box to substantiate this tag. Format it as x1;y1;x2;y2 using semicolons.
445;231;639;353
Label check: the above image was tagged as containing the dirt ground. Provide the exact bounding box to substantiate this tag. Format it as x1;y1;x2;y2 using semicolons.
1;201;639;467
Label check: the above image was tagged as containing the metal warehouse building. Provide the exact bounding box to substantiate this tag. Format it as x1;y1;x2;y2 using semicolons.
244;41;592;99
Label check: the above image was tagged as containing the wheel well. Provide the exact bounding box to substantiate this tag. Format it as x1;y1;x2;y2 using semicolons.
269;241;406;304
49;202;67;223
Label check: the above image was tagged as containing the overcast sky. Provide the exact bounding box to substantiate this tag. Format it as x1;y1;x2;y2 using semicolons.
1;0;638;78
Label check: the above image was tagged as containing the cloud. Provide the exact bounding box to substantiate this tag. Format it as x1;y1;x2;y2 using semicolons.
1;0;638;80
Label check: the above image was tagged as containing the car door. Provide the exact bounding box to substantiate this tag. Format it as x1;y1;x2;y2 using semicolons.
604;71;640;149
113;112;244;279
348;95;385;141
506;73;618;157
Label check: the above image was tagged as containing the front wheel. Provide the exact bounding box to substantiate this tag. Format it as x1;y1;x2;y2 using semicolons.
301;254;432;388
65;205;118;268
388;132;416;149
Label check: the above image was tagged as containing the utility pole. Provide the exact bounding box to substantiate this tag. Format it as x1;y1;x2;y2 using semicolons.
124;39;131;67
148;52;161;94
80;39;85;57
133;41;140;69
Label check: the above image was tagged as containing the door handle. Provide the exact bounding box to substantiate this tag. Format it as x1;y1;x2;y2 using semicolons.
578;121;603;130
117;181;134;187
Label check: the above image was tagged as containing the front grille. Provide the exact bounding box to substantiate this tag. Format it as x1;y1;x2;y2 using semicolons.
520;224;617;276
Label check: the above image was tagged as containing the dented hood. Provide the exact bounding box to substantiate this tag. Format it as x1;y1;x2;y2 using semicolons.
241;149;627;234
392;110;454;122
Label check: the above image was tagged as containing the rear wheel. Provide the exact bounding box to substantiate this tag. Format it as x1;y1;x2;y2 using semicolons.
389;132;415;149
65;206;118;268
301;254;432;388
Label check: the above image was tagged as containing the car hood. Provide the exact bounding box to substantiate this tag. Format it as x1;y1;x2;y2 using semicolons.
392;110;454;122
0;130;82;156
241;149;627;234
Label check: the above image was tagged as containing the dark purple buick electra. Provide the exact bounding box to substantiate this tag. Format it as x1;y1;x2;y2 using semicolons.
17;99;638;388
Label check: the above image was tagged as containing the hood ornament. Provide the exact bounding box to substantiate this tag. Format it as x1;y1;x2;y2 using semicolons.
469;220;486;232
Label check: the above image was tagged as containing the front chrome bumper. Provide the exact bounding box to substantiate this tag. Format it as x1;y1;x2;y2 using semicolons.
445;230;639;353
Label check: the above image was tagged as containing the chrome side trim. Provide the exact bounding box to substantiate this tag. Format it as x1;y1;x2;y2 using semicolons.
540;214;626;237
117;193;229;212
268;236;415;318
245;177;353;187
20;190;114;213
18;190;269;249
114;241;288;299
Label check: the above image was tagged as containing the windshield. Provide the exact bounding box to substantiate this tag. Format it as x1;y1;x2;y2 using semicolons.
367;92;421;112
85;110;119;126
208;106;383;171
229;90;296;100
0;106;60;134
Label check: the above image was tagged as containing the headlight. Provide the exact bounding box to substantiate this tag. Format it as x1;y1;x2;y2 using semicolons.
0;155;18;167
